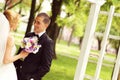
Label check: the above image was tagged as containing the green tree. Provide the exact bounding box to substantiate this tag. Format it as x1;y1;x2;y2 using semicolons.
25;0;43;34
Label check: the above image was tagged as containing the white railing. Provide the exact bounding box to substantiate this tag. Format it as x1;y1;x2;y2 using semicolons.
74;0;120;80
94;6;115;80
95;32;120;40
74;0;106;80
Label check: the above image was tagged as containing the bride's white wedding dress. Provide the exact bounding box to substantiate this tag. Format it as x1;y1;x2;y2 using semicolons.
0;13;17;80
0;46;17;80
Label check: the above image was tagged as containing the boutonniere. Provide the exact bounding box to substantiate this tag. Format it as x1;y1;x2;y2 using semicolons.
21;36;41;54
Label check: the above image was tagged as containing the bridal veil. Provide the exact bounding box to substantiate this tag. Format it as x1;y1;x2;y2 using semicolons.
0;13;10;65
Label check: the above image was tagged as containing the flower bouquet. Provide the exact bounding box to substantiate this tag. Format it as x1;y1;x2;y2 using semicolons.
21;36;41;54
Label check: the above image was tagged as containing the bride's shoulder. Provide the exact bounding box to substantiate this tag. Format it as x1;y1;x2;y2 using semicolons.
0;13;4;16
0;13;6;19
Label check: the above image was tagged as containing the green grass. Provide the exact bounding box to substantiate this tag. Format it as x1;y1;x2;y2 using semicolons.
42;41;114;80
56;41;80;57
100;65;113;80
42;54;113;80
43;54;77;80
85;62;113;80
14;33;115;80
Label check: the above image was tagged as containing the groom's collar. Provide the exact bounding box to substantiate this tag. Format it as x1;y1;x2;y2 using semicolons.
35;30;46;38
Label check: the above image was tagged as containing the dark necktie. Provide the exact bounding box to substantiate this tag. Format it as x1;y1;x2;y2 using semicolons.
33;33;39;38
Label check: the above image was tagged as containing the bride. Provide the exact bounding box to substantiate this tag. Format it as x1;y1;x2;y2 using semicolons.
0;10;29;80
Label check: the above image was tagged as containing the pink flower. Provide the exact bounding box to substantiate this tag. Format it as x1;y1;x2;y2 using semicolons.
21;36;41;54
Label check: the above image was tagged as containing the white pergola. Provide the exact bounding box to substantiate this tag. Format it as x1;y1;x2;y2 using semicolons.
74;0;120;80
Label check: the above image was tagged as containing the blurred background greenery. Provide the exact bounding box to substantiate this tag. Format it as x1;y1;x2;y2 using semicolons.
1;0;120;79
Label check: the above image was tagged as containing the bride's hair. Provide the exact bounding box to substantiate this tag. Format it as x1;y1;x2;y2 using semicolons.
3;10;19;31
0;10;19;65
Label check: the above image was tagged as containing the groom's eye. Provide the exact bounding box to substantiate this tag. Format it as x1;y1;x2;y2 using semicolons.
34;20;40;25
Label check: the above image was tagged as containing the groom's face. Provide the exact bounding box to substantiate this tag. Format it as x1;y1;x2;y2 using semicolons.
34;16;46;34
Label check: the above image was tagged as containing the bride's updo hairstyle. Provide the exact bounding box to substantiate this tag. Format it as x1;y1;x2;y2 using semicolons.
3;10;19;31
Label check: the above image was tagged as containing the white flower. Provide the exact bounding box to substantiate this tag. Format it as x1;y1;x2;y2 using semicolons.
21;36;41;54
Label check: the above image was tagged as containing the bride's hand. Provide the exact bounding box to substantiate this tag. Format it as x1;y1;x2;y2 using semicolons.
19;51;29;59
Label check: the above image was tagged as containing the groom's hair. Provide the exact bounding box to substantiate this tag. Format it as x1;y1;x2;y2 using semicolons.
37;13;51;26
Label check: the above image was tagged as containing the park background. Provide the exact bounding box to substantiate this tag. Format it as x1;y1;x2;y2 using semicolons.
1;0;120;80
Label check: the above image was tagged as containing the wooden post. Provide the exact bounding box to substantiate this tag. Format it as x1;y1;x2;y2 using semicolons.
112;47;120;80
94;6;115;80
74;0;105;80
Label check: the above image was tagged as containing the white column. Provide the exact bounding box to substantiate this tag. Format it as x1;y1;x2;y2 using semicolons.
74;0;105;80
94;6;115;80
112;46;120;80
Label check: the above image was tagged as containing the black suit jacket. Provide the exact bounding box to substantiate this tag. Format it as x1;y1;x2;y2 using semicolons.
14;32;54;80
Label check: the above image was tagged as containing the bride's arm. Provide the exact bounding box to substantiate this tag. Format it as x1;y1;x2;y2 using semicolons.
3;36;29;64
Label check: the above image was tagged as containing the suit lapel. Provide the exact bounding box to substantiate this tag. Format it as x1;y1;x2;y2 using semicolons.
38;33;46;44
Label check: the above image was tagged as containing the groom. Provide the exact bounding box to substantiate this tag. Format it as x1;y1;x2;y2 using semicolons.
14;13;54;80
